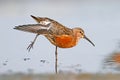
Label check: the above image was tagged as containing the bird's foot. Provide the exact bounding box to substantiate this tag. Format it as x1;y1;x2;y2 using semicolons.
27;41;34;52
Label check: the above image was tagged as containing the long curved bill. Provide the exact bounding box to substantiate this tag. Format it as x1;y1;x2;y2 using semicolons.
84;35;95;46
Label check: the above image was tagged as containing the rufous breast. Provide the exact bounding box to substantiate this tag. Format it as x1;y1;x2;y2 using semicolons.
54;35;77;48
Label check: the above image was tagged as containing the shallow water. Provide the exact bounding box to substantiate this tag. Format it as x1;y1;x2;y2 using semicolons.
0;0;120;74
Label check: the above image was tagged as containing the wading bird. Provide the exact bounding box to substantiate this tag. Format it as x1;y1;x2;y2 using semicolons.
14;15;95;73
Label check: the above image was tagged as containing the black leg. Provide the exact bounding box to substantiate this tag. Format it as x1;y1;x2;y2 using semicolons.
55;46;58;74
27;34;39;52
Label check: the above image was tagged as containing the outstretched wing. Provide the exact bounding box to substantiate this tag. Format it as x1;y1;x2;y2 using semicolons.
14;24;51;34
31;15;73;35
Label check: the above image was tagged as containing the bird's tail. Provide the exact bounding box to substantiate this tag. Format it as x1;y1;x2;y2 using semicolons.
14;24;50;34
31;15;40;23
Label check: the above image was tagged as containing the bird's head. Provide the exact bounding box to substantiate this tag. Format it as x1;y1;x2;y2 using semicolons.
73;27;95;46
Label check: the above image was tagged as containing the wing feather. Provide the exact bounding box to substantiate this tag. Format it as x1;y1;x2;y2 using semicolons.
14;24;50;34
